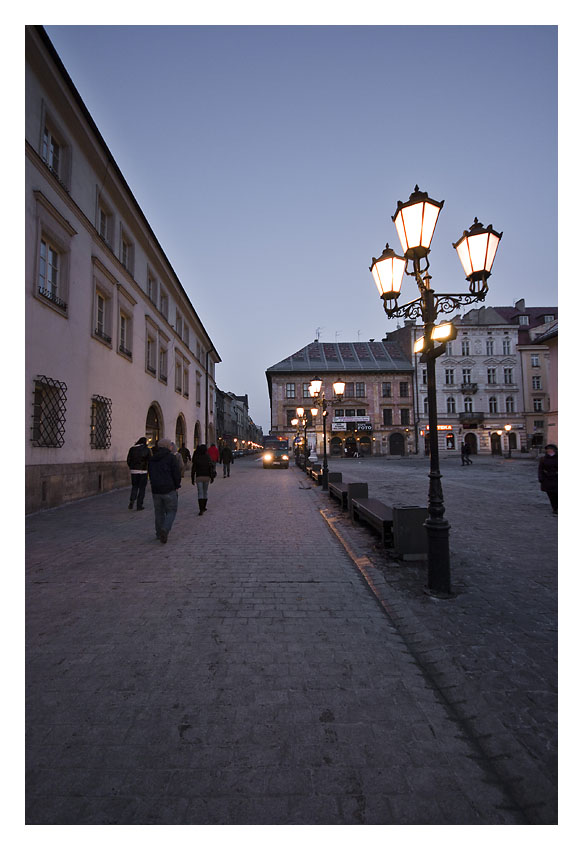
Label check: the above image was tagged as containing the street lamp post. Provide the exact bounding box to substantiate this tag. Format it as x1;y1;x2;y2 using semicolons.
309;376;345;491
296;407;309;470
505;424;512;458
369;186;502;597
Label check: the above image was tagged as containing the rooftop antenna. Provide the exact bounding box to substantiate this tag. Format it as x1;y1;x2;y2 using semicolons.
315;326;323;341
335;330;342;342
357;329;361;341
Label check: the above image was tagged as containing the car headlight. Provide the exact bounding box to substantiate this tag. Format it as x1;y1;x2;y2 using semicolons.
264;453;273;462
282;455;289;460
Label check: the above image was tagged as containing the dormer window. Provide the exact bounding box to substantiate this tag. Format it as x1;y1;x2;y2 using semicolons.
518;315;529;326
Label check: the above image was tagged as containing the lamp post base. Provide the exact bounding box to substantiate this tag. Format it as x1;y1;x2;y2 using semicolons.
424;516;452;597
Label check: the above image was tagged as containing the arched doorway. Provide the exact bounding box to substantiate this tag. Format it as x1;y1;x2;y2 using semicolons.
509;432;517;451
330;436;342;456
345;436;357;457
490;432;502;455
145;403;162;448
464;432;478;455
389;432;405;456
175;414;186;449
193;421;201;451
358;435;372;456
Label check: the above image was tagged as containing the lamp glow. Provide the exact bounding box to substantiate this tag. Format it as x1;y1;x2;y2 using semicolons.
453;218;502;288
333;379;345;396
309;376;322;395
369;244;406;299
392;185;444;260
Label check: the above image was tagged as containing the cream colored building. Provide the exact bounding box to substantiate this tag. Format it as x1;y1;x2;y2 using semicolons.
517;319;558;449
266;340;415;457
25;27;220;512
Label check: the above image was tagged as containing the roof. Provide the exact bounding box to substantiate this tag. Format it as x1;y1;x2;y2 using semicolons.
266;340;413;375
458;301;557;345
531;319;558;344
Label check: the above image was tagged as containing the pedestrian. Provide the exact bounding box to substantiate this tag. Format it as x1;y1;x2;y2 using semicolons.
208;443;220;464
172;443;185;477
147;437;182;543
178;444;191;471
221;444;234;477
126;436;152;510
463;443;473;465
191;443;216;515
538;443;558;515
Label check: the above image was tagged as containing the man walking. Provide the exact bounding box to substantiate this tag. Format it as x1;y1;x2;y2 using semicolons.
127;437;152;510
148;438;182;543
221;444;234;477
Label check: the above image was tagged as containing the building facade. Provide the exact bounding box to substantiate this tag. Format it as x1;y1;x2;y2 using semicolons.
266;340;415;457
25;27;220;513
215;389;264;452
517;318;558;449
388;299;557;456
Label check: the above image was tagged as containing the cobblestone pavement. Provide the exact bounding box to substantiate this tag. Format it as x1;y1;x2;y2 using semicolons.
25;453;557;825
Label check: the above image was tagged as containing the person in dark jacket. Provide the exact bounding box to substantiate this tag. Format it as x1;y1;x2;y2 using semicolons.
538;443;558;515
191;444;215;515
148;438;182;542
126;437;152;510
220;444;234;477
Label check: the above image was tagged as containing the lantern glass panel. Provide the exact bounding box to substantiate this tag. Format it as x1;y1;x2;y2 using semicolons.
333;380;345;396
309;378;322;395
485;233;500;272
372;255;405;297
455;237;473;277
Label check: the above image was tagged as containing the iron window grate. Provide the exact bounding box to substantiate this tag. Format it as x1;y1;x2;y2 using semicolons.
32;375;67;447
90;395;112;449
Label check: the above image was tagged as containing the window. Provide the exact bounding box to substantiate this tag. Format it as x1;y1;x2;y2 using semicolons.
543;314;554;323
183;325;189;347
447;396;456;414
344;409;355;418
461;339;470;356
97;199;113;246
34;192;75;314
286;383;296;399
462;369;472;384
489;396;498;413
286;409;297;426
175;358;183;393
532;376;542;390
504;368;513;385
464;397;473;413
531;354;540;367
175;311;183;338
94;288;112;345
445;342;454;355
383;409;393;426
303;383;311;398
356;409;366;417
534;420;544;429
41;118;70;187
506;396;515;413
445;369;454;385
533;398;544;412
147;272;158;306
196;372;202;406
38;238;67;310
486;339;494;355
90;395;112;449
344;382;355;398
120;231;134;275
334;409;344;418
159;289;168;318
119;311;132;358
400;408;410;425
42;126;61;176
32;375;67;447
183;367;189;398
146;334;157;375
503;337;511;355
399;382;409;398
422;369;427;385
487;368;497;385
519;315;529;326
381;382;391;397
159;347;168;382
423;397;429;414
355;382;365;397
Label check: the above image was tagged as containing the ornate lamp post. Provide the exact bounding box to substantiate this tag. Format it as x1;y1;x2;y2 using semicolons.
505;424;512;458
370;186;502;597
296;407;310;470
309;376;345;491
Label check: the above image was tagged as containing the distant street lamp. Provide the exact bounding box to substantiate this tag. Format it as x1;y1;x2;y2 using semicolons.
505;423;512;458
309;376;345;491
296;407;310;469
369;185;502;597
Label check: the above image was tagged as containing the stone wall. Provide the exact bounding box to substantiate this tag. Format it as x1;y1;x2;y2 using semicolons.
26;461;129;514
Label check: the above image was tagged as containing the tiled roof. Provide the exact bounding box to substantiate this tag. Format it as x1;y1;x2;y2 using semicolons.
266;340;413;374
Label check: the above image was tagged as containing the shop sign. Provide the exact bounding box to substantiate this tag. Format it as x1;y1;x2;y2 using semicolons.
332;416;370;423
356;423;373;432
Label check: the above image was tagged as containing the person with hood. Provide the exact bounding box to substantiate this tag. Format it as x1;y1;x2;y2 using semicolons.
221;443;234;477
148;438;182;542
538;443;558;515
191;444;215;515
126;436;152;511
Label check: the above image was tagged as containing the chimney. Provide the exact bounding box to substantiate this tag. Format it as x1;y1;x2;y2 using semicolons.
514;298;525;311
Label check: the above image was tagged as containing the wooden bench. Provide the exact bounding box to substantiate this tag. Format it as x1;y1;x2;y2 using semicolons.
350;497;394;547
328;481;367;511
309;464;322;483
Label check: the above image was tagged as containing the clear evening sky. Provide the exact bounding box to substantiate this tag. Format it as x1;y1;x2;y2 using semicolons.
44;24;557;434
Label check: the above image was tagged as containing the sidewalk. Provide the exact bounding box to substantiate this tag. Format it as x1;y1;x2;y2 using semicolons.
25;457;556;824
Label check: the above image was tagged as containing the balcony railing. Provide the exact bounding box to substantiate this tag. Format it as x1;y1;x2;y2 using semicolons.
94;327;112;344
38;286;67;311
460;382;478;394
458;411;484;423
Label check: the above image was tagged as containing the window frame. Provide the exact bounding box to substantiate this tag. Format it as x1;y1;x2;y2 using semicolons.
90;394;112;450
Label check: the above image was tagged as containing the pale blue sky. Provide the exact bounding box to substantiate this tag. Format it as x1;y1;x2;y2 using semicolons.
44;24;557;432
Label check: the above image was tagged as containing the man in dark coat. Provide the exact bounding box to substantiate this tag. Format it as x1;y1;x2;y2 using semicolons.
148;438;182;542
220;444;234;477
538;443;558;515
126;436;152;510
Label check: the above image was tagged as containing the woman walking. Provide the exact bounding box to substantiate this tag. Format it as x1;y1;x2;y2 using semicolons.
538;443;558;515
191;444;216;515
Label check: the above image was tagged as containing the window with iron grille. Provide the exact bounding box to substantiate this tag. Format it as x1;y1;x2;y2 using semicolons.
32;375;67;447
90;395;112;449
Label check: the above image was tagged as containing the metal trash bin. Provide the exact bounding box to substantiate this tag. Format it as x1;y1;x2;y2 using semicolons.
391;505;428;560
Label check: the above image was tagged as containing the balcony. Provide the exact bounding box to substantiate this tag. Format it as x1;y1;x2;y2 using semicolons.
460;382;478;394
459;411;484;423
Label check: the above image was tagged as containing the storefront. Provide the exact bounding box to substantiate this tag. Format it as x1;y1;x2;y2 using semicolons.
418;422;524;455
331;417;374;456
